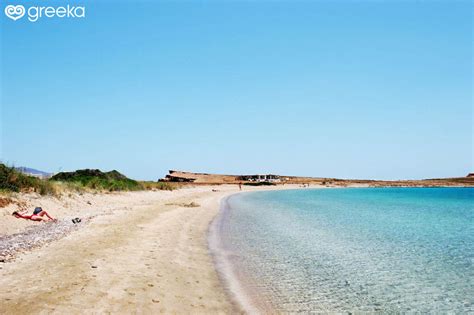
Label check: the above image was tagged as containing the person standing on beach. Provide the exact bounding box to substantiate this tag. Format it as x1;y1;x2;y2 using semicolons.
239;182;242;191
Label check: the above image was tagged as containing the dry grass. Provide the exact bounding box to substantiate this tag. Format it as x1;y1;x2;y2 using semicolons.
140;181;178;191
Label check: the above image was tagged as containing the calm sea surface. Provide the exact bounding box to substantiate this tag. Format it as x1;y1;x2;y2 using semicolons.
211;188;474;313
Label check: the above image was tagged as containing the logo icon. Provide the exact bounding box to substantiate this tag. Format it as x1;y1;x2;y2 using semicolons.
5;5;25;21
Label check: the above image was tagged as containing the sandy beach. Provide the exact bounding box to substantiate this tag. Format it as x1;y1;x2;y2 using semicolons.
0;184;302;313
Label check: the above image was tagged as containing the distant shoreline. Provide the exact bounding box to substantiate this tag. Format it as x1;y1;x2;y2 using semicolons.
160;170;474;187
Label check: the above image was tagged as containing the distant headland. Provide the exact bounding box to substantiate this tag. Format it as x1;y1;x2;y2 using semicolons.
160;170;474;187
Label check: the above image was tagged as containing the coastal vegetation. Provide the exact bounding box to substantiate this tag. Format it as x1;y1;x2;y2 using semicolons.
140;181;177;191
51;169;142;191
0;164;176;196
0;164;56;195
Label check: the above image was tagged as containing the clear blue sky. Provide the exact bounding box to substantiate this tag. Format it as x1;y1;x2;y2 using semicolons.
1;1;472;180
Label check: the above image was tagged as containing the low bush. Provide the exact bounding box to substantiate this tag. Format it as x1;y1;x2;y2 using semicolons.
1;165;179;195
0;163;56;195
140;181;177;191
50;169;142;192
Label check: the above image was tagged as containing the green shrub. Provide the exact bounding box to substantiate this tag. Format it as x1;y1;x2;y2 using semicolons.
0;163;56;195
50;169;143;192
1;164;178;195
140;181;177;191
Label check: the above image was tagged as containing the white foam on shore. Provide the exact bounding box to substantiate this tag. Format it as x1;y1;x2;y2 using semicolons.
208;195;265;314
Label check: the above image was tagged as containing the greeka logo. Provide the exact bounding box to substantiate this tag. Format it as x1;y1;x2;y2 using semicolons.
4;3;85;22
4;4;25;20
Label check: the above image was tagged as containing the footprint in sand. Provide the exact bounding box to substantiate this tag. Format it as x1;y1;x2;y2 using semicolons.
124;289;135;296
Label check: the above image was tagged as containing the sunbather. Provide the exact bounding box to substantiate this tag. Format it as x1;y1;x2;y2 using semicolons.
12;207;56;222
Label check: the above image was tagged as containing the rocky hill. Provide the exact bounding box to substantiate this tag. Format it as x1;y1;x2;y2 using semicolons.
159;170;474;187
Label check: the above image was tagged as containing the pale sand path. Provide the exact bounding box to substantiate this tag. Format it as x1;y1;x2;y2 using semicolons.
0;186;244;314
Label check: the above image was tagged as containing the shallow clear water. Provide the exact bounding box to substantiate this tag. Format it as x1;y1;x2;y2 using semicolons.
213;188;474;313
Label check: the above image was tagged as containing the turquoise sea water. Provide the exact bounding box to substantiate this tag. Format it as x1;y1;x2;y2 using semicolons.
211;188;474;313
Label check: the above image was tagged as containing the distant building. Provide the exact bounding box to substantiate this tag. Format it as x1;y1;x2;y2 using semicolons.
237;174;281;183
467;173;474;178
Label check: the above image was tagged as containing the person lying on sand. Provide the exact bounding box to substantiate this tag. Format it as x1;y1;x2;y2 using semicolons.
12;207;57;222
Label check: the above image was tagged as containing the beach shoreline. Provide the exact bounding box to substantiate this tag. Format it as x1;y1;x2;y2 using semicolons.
1;186;234;313
2;184;470;313
0;184;310;313
209;185;339;313
209;194;274;314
